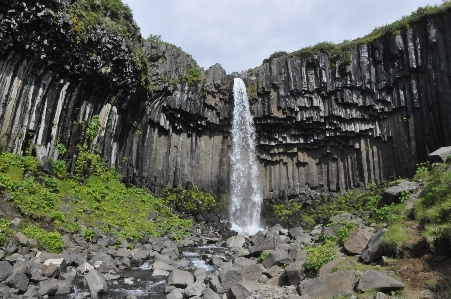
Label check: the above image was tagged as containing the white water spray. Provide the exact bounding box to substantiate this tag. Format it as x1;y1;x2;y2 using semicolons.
229;78;263;235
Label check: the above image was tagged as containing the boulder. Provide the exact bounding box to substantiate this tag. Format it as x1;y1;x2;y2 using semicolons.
184;281;205;297
0;261;13;281
428;146;451;162
382;181;418;205
249;231;284;255
3;269;29;292
361;230;386;263
242;264;262;283
35;145;55;175
297;270;356;298
85;269;108;299
202;288;221;299
225;236;246;248
285;261;306;285
219;267;242;291
261;250;293;269
167;270;194;288
318;257;345;276
228;281;259;299
357;270;404;292
38;279;74;296
166;288;183;299
344;228;372;255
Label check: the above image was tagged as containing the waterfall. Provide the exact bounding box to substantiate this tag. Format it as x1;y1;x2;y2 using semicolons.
229;78;263;235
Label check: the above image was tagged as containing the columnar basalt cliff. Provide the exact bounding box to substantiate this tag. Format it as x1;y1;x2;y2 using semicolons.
1;0;451;203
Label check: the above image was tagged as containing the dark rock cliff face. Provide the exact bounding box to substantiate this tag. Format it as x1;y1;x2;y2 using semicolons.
1;1;451;203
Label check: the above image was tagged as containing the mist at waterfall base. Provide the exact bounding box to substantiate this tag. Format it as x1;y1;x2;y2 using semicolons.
229;78;263;236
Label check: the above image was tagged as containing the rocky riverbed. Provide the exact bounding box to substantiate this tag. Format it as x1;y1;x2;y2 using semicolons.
0;189;437;299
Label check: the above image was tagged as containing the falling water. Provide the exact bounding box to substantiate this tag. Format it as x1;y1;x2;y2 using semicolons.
229;78;263;235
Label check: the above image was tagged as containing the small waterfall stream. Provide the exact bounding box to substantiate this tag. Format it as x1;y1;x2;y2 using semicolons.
229;78;263;235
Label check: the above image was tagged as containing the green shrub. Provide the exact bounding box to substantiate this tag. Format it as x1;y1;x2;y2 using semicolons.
303;239;337;274
256;250;270;263
164;185;225;215
21;225;64;253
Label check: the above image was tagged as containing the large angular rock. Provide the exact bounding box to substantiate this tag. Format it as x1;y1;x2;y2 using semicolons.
225;236;246;248
249;231;284;255
167;270;194;288
428;146;451;162
382;181;418;205
202;288;221;299
361;230;386;263
35;145;55;175
242;264;262;283
297;270;356;298
3;269;29;292
85;269;108;299
0;261;13;281
219;267;242;291
285;261;306;286
37;280;60;296
184;281;206;297
344;228;372;255
228;281;259;299
357;270;404;292
261;250;293;269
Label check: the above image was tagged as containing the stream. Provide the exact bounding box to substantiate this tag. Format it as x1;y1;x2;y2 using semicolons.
57;244;224;299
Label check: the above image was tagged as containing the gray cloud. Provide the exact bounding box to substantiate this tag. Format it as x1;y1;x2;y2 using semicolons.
123;0;442;73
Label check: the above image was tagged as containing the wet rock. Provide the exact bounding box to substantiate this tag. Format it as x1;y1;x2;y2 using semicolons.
84;269;108;299
167;269;194;288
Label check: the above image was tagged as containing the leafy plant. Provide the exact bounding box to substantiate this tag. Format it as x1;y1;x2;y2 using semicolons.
256;250;270;263
303;239;337;274
21;224;64;253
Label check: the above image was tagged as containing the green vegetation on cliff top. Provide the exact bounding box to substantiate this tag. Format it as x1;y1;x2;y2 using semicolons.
263;0;451;66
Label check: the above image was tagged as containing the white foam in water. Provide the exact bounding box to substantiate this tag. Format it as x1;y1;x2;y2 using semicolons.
229;78;263;235
139;261;153;270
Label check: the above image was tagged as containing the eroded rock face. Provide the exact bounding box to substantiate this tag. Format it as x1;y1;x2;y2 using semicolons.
1;1;451;204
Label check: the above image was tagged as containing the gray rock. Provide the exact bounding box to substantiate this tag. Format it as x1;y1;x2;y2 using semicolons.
38;279;73;296
344;228;372;255
357;270;404;292
184;281;205;297
249;231;284;255
219;267;242;291
3;269;29;292
228;281;259;299
297;270;356;298
375;292;389;299
285;261;306;285
225;236;246;248
0;261;13;281
85;269;108;299
361;230;386;263
318;257;345;276
261;250;293;269
202;288;221;299
35;144;55;175
167;269;194;288
15;232;29;245
166;288;183;299
382;181;418;205
428;146;451;162
242;264;262;283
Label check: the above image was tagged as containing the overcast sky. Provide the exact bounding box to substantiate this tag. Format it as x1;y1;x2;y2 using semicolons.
122;0;443;73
